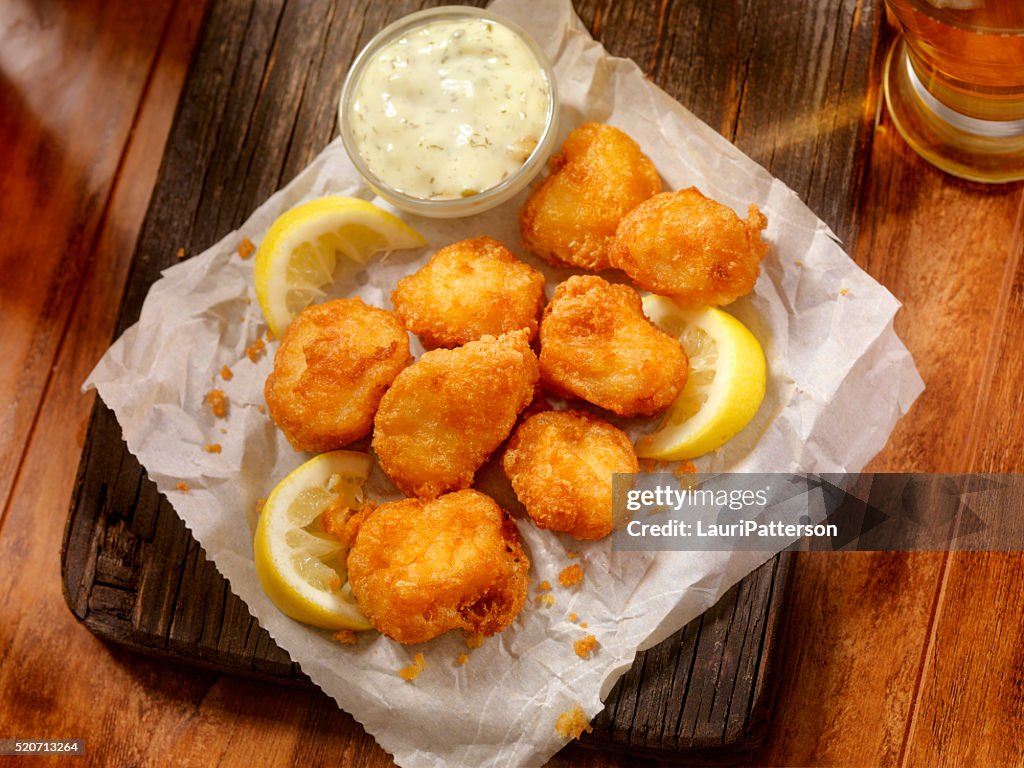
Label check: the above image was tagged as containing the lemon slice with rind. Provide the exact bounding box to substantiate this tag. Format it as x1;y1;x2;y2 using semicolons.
253;196;425;338
637;297;766;460
254;450;373;630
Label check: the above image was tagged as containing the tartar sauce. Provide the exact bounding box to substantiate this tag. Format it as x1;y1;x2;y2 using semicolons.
348;17;551;200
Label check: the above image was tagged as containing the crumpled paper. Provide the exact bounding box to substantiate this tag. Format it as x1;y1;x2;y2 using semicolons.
85;0;924;766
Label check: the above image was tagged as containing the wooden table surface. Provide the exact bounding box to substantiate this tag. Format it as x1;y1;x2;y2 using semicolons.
2;1;1022;766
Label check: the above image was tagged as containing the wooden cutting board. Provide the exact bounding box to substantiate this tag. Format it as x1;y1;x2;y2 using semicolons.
62;0;880;762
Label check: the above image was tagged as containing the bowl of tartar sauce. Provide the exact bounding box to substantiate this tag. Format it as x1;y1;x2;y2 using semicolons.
339;6;558;218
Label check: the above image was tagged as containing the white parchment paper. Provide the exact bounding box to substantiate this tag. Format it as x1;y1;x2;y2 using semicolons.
86;1;924;766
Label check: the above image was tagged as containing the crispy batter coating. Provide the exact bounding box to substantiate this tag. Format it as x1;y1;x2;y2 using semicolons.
264;298;411;452
610;188;769;307
372;329;539;498
519;123;661;271
347;490;530;644
538;276;687;417
391;236;546;348
503;410;638;540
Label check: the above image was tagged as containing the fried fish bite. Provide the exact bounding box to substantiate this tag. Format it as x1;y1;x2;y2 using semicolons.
372;329;539;498
391;236;545;348
265;298;411;452
519;123;661;271
538;276;687;417
610;188;769;307
347;490;530;644
503;410;638;540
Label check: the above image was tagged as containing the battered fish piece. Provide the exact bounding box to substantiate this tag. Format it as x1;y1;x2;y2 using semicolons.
347;490;530;644
610;188;769;307
519;123;661;271
265;298;411;452
372;329;539;498
391;236;545;348
538;276;687;417
503;410;638;540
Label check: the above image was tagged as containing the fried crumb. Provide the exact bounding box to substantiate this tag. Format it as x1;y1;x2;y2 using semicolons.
839;287;851;296
579;622;589;629
795;259;804;268
673;460;697;477
332;629;357;645
203;443;222;454
176;482;190;492
246;337;266;363
220;364;234;381
255;498;266;516
466;633;484;649
535;594;556;608
257;405;266;415
559;564;584;588
244;297;252;305
456;652;470;666
566;550;579;559
400;652;426;681
555;704;593;739
322;500;373;548
568;612;579;623
573;635;598;659
176;247;186;260
219;427;227;435
328;575;342;592
205;389;228;418
537;580;551;592
237;237;256;260
265;327;276;342
639;458;657;473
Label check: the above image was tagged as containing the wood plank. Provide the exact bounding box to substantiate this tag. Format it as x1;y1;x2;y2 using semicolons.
0;0;176;521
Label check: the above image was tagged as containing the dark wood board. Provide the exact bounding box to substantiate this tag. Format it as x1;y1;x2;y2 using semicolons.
62;0;879;763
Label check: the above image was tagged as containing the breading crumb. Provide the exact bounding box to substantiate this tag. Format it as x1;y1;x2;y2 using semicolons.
574;635;598;659
203;443;222;454
456;652;470;666
537;580;551;592
328;575;342;592
220;364;234;381
466;633;484;649
559;564;584;588
535;594;556;608
237;237;256;260
332;629;357;645
639;458;657;472
176;482;190;492
566;550;579;559
568;612;579;623
265;327;276;342
579;622;588;629
219;427;227;434
674;460;697;476
246;337;266;363
255;498;266;516
555;705;593;739
400;652;426;681
795;259;804;268
205;389;228;418
839;287;851;296
176;247;186;260
257;405;266;415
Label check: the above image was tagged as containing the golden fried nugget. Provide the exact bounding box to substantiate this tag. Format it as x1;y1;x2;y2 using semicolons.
372;329;539;498
538;276;687;416
519;123;661;271
391;236;546;348
610;188;769;307
347;490;530;644
503;410;638;540
265;298;411;452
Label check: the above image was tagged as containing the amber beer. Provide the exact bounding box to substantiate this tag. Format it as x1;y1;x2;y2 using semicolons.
884;0;1024;181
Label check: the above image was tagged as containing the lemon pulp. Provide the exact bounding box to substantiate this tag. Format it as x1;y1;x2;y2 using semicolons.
253;196;425;338
253;450;373;630
638;297;767;460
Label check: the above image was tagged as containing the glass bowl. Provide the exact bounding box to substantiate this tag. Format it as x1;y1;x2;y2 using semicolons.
338;6;559;218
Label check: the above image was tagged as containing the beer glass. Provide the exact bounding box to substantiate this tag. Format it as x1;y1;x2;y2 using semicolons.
883;0;1024;183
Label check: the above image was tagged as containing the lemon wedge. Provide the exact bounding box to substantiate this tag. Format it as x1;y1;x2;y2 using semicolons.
637;297;766;460
253;450;373;630
253;196;425;338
